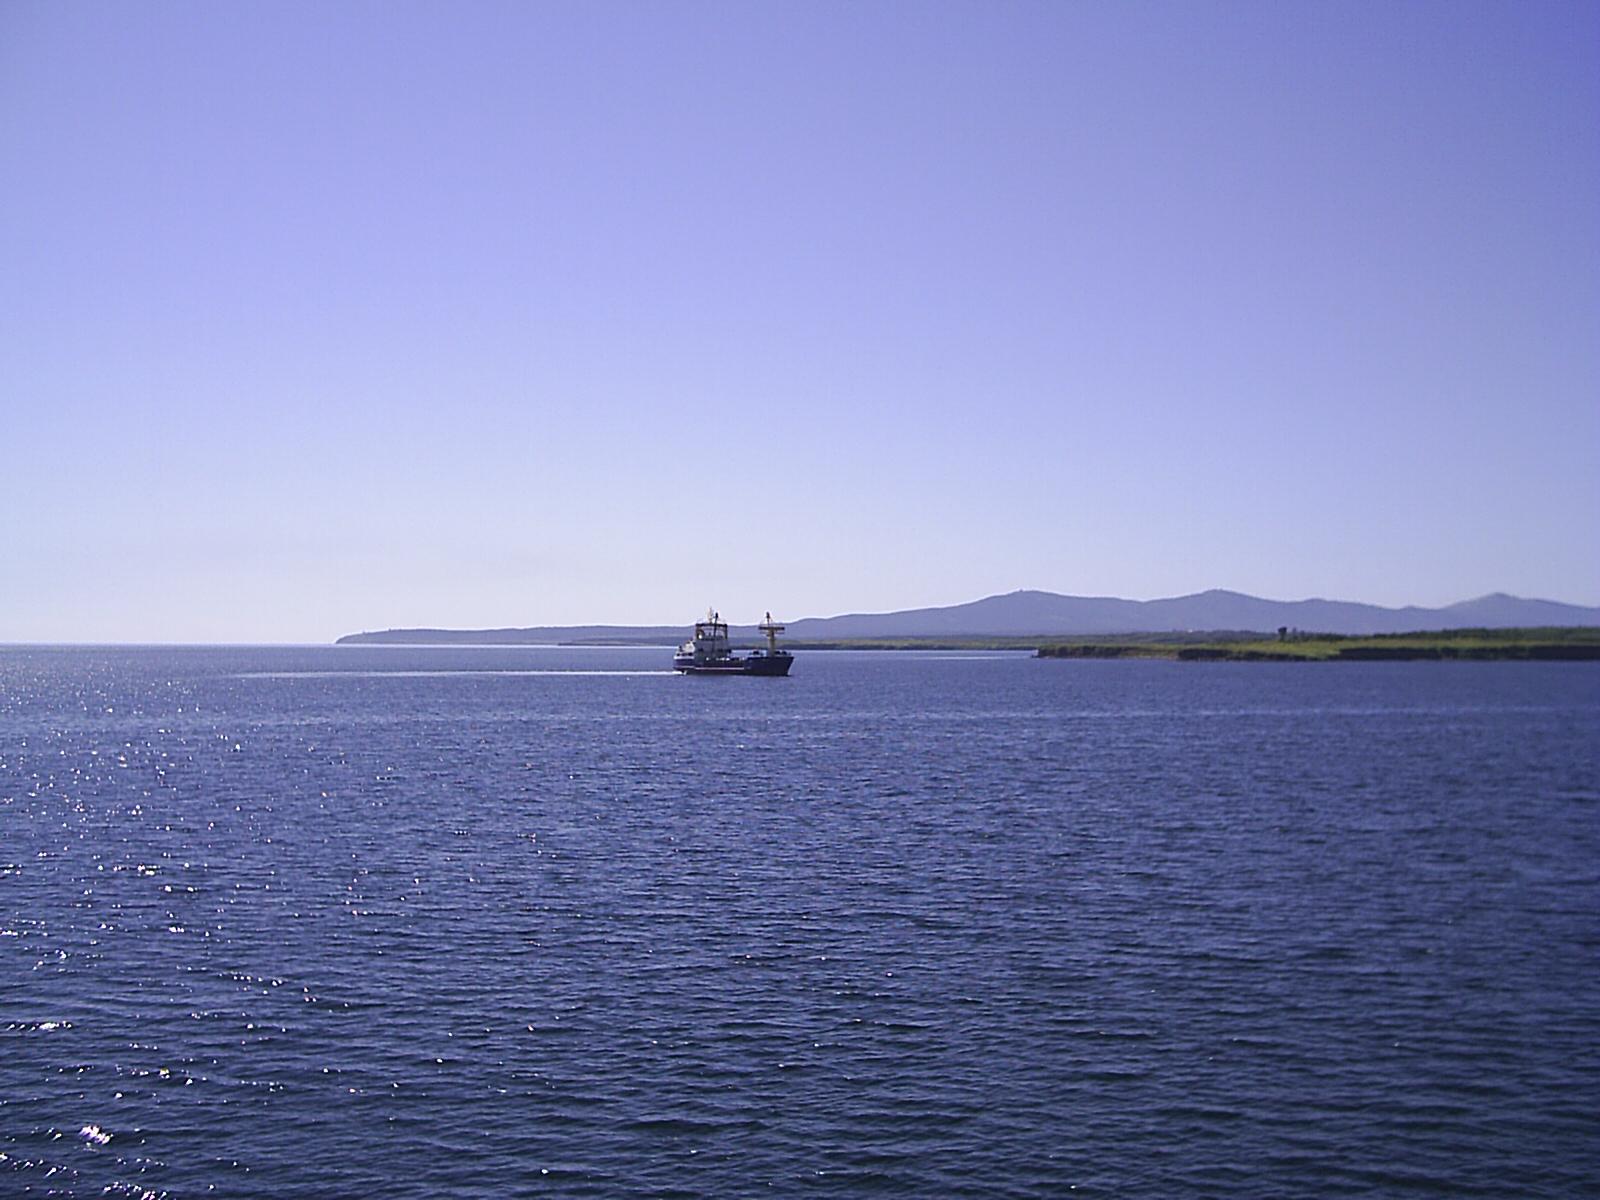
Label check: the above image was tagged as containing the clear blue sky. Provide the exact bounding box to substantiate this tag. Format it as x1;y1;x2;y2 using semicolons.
3;0;1596;642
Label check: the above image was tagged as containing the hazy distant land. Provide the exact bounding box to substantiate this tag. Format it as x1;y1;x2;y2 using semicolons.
337;624;688;646
337;588;1600;647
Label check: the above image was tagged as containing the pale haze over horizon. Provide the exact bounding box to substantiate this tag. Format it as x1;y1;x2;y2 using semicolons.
4;1;1597;643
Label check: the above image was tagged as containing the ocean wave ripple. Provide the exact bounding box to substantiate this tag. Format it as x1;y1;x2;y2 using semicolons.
1;646;1597;1197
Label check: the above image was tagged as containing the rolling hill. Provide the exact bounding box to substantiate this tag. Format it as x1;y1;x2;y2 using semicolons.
336;589;1600;644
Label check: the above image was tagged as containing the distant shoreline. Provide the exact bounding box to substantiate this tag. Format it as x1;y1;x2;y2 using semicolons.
328;627;1600;660
333;588;1600;647
1036;628;1600;662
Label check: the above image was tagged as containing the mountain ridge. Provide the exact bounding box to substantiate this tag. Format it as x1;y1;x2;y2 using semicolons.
336;589;1600;644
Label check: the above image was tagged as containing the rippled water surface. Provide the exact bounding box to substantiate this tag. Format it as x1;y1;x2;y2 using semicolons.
3;646;1597;1197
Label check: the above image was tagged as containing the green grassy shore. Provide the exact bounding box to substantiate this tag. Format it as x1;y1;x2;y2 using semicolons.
1034;627;1600;661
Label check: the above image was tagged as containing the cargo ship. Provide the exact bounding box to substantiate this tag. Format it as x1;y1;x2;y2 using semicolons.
673;610;793;676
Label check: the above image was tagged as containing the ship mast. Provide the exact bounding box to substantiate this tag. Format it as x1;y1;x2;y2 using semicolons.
758;611;785;654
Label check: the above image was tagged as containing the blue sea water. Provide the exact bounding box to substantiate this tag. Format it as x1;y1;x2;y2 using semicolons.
1;645;1597;1198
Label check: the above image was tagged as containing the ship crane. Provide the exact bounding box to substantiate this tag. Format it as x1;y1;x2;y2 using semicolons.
758;611;785;655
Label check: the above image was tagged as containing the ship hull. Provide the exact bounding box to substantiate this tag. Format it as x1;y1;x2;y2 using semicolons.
673;653;793;677
740;653;793;676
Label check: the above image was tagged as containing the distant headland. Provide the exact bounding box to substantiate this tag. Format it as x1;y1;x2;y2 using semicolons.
336;588;1600;647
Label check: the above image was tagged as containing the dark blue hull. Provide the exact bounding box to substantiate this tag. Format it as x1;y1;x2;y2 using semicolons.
673;651;793;676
